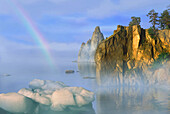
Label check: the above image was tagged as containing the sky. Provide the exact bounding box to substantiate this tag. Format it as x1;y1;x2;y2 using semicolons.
0;0;169;65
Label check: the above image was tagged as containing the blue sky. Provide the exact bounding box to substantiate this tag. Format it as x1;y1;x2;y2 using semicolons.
0;0;169;44
0;0;169;63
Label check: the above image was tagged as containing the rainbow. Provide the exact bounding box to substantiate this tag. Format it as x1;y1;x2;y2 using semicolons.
7;0;55;67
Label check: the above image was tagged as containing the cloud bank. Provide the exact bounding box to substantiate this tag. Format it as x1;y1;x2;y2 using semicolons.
0;36;80;64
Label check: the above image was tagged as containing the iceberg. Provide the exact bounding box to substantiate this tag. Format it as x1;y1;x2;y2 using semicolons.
0;93;36;113
29;79;68;91
51;87;94;111
51;89;76;111
18;88;51;105
0;79;95;113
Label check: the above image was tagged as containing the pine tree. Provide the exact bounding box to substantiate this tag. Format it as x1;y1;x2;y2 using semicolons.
147;9;159;30
167;5;170;28
159;10;170;29
129;17;141;26
168;5;170;10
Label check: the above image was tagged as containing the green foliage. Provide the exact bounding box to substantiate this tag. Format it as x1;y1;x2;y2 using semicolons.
147;9;159;30
159;10;170;30
166;25;170;29
168;4;170;10
129;17;141;26
148;27;157;39
157;52;170;62
150;52;170;70
141;39;144;44
167;5;170;29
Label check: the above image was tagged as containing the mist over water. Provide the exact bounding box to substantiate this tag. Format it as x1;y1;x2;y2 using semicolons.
96;87;169;114
0;51;169;114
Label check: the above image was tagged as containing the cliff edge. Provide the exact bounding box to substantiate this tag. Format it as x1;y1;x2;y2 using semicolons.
95;25;170;85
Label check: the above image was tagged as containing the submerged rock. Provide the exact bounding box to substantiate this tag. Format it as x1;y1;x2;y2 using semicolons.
78;26;104;62
1;74;11;76
65;70;75;73
83;77;96;79
0;79;95;113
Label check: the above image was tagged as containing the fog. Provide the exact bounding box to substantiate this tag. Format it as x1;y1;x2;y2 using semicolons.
0;36;169;114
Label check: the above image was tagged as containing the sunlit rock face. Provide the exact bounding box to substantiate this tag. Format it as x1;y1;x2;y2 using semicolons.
78;26;104;62
95;25;170;86
0;79;95;114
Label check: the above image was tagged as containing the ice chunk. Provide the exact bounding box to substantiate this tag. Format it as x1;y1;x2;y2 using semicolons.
0;93;36;113
22;79;94;110
79;89;95;104
51;87;95;110
0;79;95;113
41;80;68;91
29;79;45;89
65;87;95;107
18;88;51;105
29;79;68;91
75;95;88;107
51;89;76;111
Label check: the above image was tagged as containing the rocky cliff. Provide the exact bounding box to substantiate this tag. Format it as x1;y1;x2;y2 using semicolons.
78;26;104;62
95;25;170;86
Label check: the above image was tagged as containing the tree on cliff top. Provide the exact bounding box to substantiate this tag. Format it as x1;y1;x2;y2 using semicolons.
159;10;170;29
168;4;170;11
167;5;170;28
129;17;141;26
147;9;159;30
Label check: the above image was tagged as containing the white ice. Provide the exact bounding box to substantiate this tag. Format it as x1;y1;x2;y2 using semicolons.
0;79;95;113
0;93;36;113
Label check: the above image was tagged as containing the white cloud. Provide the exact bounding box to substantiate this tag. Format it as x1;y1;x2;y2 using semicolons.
0;0;12;14
0;36;80;64
87;0;170;18
0;0;169;19
50;42;80;51
86;0;118;18
60;16;88;24
0;36;80;51
100;25;117;32
48;0;69;4
16;0;41;4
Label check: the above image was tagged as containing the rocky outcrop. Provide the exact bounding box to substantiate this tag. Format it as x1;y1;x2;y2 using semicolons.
78;26;104;62
95;25;170;86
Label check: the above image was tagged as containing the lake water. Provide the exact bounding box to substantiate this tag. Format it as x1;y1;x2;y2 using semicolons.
0;52;169;114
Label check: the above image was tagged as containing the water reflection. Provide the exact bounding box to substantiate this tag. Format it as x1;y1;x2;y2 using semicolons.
78;62;170;114
78;62;96;77
96;87;169;114
95;62;170;87
0;104;95;114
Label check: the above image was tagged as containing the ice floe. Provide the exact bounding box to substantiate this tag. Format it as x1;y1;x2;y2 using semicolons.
0;93;36;113
0;79;95;113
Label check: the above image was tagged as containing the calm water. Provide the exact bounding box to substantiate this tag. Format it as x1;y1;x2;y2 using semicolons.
0;52;169;114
